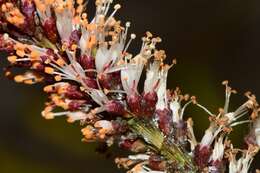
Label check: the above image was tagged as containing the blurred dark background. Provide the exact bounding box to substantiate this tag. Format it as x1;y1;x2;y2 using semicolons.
0;0;260;172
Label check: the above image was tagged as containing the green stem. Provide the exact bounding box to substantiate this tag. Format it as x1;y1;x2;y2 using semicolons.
128;118;197;172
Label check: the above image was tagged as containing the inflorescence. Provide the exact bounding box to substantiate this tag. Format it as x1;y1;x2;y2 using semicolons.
0;0;260;172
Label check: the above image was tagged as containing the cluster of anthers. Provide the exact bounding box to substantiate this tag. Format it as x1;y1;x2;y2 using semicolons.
0;0;260;172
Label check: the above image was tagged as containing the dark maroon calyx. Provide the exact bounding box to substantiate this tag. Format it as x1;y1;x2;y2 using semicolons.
68;100;86;111
119;139;146;153
149;155;166;171
65;85;84;99
78;54;95;69
101;63;122;89
69;30;81;46
98;73;110;89
119;139;135;150
127;92;142;115
39;55;48;62
43;17;58;43
194;144;212;170
105;100;125;115
21;0;36;35
143;91;158;107
82;78;98;89
46;49;61;61
156;108;173;135
78;55;95;77
99;72;121;90
110;71;122;88
46;49;55;55
142;90;158;116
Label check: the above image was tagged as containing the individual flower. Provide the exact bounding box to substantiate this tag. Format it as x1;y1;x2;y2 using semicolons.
227;145;259;173
194;81;258;170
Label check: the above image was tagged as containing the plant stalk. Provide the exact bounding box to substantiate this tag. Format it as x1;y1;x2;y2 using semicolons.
128;118;197;173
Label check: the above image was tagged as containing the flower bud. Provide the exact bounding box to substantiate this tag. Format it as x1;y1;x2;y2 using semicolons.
156;108;173;135
65;85;85;99
83;78;98;89
194;145;212;170
127;92;142;115
105;100;125;115
43;17;58;43
142;91;158;116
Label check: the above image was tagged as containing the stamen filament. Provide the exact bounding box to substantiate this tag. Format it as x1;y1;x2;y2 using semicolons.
196;103;215;116
230;120;252;127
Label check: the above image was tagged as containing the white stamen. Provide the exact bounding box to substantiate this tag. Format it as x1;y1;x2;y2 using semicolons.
230;120;252;127
196;103;215;116
104;4;121;26
123;33;136;53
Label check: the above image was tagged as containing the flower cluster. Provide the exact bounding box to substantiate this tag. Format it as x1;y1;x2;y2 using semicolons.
0;0;260;172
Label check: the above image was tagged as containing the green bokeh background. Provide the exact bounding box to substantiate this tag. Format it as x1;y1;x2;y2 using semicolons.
0;0;260;172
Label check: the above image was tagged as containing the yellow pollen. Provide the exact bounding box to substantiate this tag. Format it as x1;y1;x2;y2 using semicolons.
44;112;54;120
44;67;55;74
67;0;73;9
45;0;55;5
24;79;34;85
30;51;40;60
54;75;62;81
67;117;75;123
71;44;77;51
62;43;68;51
38;4;46;12
57;87;67;94
44;59;51;64
60;103;68;110
3;3;25;26
7;55;17;63
56;58;65;66
44;105;53;113
55;6;64;13
99;128;107;135
77;0;83;4
81;127;94;139
43;85;54;92
87;24;96;31
16;50;25;57
14;42;25;50
14;75;24;83
32;62;41;69
86;35;97;49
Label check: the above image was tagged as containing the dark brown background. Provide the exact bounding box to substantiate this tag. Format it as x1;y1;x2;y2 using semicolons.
0;0;260;172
